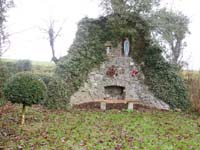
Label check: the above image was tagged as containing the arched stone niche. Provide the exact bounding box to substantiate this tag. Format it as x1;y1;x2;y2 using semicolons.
104;85;125;100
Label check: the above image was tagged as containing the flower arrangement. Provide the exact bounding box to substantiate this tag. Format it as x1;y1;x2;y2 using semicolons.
106;65;118;77
131;69;139;77
106;66;139;77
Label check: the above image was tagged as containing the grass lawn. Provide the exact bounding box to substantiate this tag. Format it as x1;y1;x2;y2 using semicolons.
0;104;200;150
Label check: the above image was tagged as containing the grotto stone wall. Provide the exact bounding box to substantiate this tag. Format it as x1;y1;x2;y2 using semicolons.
70;56;170;110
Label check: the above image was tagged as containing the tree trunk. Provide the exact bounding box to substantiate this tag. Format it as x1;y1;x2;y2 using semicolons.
49;27;58;64
21;104;26;125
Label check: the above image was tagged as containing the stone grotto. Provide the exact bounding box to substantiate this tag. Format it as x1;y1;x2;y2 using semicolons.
70;39;170;110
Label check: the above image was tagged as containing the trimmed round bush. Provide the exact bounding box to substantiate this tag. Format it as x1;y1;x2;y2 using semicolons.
3;72;47;124
3;72;47;106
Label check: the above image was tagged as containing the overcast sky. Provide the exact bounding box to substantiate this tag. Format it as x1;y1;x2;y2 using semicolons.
3;0;200;70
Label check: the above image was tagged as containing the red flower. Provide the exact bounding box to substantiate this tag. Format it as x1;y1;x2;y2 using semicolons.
131;69;139;77
106;65;118;77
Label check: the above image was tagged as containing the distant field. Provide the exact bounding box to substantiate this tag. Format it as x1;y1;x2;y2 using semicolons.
1;58;55;67
31;61;55;75
0;58;55;75
0;104;200;149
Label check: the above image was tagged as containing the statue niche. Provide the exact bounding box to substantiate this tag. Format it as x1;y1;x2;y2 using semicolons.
104;39;131;57
104;41;112;55
122;37;130;57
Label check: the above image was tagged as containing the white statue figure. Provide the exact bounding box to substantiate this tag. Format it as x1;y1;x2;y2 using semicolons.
106;46;111;54
123;38;130;56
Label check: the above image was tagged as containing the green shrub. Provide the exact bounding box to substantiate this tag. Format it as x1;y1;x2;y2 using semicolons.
16;59;32;72
36;73;54;85
42;76;69;109
35;73;69;109
3;72;47;124
141;46;191;110
1;61;18;74
0;63;11;99
0;98;6;106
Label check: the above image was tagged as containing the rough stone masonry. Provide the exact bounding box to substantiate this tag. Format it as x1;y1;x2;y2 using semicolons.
70;41;170;110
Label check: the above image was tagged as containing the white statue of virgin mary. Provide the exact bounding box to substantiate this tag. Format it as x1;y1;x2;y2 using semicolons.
124;38;130;57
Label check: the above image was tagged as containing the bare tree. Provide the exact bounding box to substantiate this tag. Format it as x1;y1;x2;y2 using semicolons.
0;0;14;57
40;19;65;64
